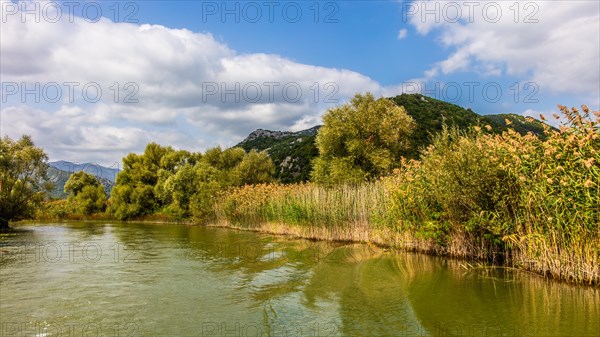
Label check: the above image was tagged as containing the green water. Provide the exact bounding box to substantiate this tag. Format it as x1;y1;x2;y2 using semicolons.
0;223;598;337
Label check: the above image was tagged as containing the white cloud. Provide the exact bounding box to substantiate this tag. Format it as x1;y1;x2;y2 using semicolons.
406;1;600;101
397;28;408;40
0;0;384;163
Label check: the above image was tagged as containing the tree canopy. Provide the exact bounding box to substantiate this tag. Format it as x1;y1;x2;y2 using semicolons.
108;143;275;221
64;171;107;215
0;135;51;228
312;93;416;184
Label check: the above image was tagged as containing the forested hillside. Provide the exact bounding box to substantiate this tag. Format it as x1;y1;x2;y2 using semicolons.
238;94;550;183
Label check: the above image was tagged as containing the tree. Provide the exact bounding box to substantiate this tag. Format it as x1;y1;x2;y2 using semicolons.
235;150;275;185
312;93;416;184
155;149;196;206
0;135;51;228
160;163;203;217
109;141;277;221
108;143;174;219
158;150;275;221
188;162;222;223
64;171;107;215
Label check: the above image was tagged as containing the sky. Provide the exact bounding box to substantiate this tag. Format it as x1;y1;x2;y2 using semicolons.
1;0;599;167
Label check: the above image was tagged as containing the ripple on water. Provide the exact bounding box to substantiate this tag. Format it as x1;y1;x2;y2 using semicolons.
1;223;598;337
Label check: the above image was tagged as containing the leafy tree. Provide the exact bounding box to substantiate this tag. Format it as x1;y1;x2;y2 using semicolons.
235;150;275;185
202;147;224;168
159;150;275;220
155;149;196;206
189;163;222;223
312;93;416;184
108;143;175;219
64;171;100;195
64;171;107;215
109;141;276;221
161;163;202;217
214;147;246;186
218;147;246;170
0;135;51;228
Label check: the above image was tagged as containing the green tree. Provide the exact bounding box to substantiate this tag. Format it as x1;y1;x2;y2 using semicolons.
161;163;202;217
312;93;416;184
235;150;275;185
64;171;100;195
212;147;246;186
64;171;107;215
155;149;196;206
0;135;51;228
188;162;222;223
109;141;276;221
108;143;174;219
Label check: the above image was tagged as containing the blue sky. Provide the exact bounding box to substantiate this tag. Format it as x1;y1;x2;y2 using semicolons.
1;0;599;165
137;1;426;82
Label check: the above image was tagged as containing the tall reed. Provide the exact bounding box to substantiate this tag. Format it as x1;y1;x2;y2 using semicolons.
215;105;599;285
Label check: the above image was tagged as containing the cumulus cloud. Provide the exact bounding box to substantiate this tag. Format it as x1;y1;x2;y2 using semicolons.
406;0;600;101
3;0;597;165
0;0;382;164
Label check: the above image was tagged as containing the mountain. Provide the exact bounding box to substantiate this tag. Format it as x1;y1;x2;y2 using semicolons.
48;161;121;182
46;162;119;199
237;126;320;183
236;94;551;183
390;93;549;157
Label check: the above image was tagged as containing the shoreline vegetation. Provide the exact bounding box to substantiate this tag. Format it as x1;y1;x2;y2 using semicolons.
4;94;599;285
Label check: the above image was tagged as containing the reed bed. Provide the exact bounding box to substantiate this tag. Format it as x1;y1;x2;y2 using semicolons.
216;105;599;285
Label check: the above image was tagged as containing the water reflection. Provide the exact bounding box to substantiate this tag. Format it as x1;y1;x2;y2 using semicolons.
0;222;598;337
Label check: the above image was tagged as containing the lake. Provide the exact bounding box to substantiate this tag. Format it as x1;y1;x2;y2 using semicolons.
1;222;598;336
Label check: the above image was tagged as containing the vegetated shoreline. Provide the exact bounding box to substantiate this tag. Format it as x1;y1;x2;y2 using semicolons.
18;103;598;286
211;220;599;287
19;215;599;287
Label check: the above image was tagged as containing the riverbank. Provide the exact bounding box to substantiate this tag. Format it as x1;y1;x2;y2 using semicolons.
209;218;599;286
212;110;599;286
24;105;597;286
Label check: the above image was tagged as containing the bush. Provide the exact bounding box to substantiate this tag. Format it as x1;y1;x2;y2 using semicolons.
419;127;520;238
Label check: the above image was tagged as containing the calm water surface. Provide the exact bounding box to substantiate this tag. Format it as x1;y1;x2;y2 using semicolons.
0;223;598;336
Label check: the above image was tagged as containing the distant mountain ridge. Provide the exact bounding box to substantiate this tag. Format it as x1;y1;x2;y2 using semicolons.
48;161;121;182
236;94;550;183
46;161;120;199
